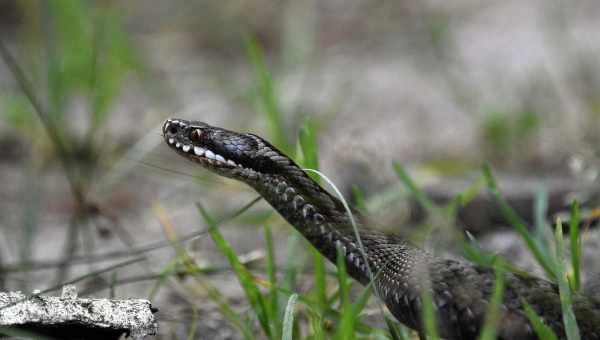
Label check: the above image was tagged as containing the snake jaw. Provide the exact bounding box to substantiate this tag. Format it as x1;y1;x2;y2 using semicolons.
163;118;291;184
163;119;244;177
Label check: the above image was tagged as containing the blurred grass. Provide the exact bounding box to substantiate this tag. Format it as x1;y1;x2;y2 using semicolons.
479;261;505;340
198;203;273;338
2;0;141;185
523;301;559;340
483;164;558;280
0;0;144;290
481;111;540;164
568;201;582;292
246;36;292;155
483;166;585;339
554;218;581;340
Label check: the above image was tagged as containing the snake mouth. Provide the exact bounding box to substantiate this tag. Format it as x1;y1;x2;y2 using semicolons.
165;135;240;168
163;119;242;170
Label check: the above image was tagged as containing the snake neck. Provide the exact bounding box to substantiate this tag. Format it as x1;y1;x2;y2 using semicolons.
248;171;426;286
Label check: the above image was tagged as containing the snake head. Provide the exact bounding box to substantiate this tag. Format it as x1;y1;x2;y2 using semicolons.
162;118;294;181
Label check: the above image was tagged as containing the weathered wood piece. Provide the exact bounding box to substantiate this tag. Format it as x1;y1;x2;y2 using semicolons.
0;285;158;339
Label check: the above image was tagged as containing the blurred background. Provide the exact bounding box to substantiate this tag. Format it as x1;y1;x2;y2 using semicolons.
0;1;599;339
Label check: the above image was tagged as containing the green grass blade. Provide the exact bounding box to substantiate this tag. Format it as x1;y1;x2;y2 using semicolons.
447;175;485;217
265;223;281;337
351;185;368;213
532;187;554;263
197;203;272;338
160;213;256;340
346;262;391;333
554;218;581;340
479;261;505;340
311;247;327;310
351;280;374;319
147;259;179;300
283;231;301;294
245;36;291;154
385;317;411;340
462;231;531;277
456;175;486;207
533;187;549;238
421;279;439;340
308;308;325;340
482;164;557;280
334;248;355;340
522;302;559;340
462;230;497;267
186;305;199;340
568;201;581;292
393;163;437;213
282;294;299;340
298;117;320;172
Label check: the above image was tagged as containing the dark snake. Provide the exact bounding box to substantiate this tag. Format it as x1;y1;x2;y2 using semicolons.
162;118;600;339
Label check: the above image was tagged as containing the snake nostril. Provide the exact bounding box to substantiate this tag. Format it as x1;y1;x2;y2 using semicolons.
168;125;178;135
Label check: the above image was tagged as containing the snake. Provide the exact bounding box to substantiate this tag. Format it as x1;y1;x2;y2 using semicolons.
162;118;600;339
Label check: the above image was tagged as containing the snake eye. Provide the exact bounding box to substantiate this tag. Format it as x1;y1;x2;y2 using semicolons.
190;129;202;142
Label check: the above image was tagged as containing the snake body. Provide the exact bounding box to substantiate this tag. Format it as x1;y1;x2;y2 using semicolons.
162;118;600;339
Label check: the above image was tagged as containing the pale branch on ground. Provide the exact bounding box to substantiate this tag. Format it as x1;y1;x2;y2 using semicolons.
0;285;158;339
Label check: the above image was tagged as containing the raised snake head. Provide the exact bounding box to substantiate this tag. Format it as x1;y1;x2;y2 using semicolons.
162;118;295;182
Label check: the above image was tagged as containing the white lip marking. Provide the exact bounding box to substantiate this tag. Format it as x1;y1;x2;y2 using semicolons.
215;154;225;163
227;160;236;166
164;122;170;133
175;142;181;148
205;150;216;160
182;145;191;152
168;138;175;144
194;146;205;156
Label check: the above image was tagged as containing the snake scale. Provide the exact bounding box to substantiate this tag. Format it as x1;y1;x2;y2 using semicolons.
162;118;600;339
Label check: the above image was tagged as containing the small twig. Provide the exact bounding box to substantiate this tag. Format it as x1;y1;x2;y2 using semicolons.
1;197;263;273
54;215;82;286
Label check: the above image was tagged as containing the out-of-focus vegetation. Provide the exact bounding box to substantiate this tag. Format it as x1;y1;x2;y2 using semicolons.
2;1;140;171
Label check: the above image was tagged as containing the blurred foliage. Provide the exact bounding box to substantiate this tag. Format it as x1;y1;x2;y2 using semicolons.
481;111;540;162
246;36;292;154
0;93;34;130
2;0;140;163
